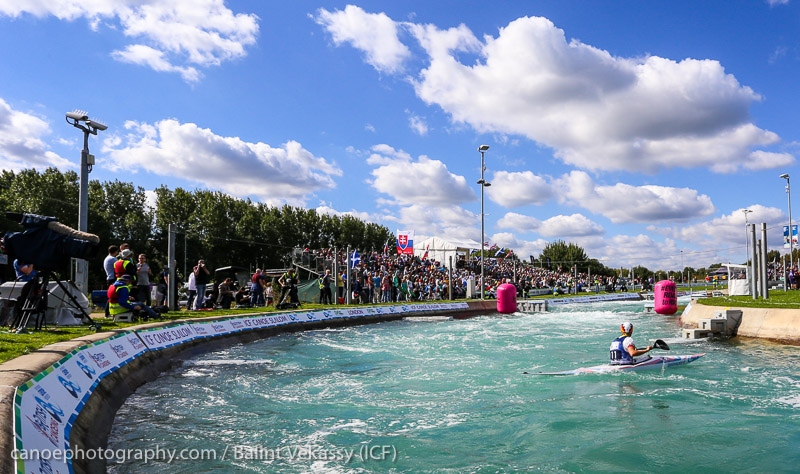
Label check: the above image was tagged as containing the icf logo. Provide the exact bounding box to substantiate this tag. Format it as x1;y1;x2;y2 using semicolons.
34;395;65;424
75;354;96;379
57;375;81;399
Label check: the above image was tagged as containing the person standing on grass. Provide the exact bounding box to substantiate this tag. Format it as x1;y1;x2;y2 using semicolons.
193;259;211;310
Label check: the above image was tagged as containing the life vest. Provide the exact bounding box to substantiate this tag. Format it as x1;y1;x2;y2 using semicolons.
609;336;634;365
114;259;136;281
107;281;133;316
283;272;296;286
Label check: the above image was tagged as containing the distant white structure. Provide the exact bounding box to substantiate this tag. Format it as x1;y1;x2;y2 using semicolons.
722;263;750;296
413;236;481;269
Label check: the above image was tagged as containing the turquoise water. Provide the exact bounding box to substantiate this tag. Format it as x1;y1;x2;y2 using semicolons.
108;301;800;472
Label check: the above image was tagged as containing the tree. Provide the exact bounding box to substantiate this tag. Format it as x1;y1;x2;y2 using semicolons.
540;240;588;269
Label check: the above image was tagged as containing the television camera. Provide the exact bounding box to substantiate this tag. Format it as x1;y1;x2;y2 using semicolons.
1;212;101;332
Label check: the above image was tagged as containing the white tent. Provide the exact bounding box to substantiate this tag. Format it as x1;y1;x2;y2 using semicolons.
722;263;750;296
0;280;90;326
414;236;481;269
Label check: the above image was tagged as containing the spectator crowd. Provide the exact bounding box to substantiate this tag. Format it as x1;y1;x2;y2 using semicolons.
305;248;632;304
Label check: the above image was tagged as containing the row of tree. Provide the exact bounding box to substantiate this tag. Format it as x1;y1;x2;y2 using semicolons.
3;168;764;292
533;239;778;284
0;168;394;290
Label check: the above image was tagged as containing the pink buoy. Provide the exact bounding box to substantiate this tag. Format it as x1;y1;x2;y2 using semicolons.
654;280;678;315
496;283;517;314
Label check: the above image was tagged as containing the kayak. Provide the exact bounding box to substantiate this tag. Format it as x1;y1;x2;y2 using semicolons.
531;354;705;376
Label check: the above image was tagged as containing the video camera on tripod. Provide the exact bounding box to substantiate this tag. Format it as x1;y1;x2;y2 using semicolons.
1;212;101;332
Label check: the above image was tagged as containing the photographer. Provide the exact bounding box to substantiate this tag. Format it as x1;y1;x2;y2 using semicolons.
107;274;158;322
277;268;297;305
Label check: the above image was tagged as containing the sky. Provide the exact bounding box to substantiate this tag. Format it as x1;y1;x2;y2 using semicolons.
0;0;798;272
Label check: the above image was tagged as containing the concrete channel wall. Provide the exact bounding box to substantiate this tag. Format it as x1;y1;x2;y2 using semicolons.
0;301;496;474
680;300;800;344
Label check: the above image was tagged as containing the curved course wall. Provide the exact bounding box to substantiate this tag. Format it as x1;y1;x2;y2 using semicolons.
1;301;496;474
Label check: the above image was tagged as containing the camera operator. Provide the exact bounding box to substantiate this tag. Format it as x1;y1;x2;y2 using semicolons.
107;274;158;322
13;259;37;282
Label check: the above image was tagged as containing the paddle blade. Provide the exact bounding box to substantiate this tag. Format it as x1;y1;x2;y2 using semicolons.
653;339;670;350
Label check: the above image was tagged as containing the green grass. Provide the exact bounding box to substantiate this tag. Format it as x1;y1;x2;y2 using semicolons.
700;289;800;309
0;304;331;364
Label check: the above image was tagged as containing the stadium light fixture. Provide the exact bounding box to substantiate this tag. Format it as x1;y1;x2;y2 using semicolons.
66;110;107;295
478;145;490;299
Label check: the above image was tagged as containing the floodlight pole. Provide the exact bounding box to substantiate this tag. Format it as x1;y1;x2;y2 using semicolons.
66;111;107;295
477;145;490;299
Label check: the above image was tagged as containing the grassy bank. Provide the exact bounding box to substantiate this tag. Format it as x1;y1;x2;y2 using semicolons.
0;304;325;364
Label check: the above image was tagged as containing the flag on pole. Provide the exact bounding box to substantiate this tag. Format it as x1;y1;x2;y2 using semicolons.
396;229;414;255
784;225;798;249
383;240;389;256
350;250;360;268
422;244;429;260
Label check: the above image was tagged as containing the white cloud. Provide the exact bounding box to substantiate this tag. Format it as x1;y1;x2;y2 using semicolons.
315;5;410;74
366;145;474;205
408;114;428;135
589;233;678;269
657;204;786;250
315;203;373;223
538;214;604;238
390;204;479;241
497;212;541;232
489;170;555;207
0;0;259;82
557;171;716;223
743;150;795;171
0;98;72;171
323;12;791;174
111;44;200;82
102;118;340;205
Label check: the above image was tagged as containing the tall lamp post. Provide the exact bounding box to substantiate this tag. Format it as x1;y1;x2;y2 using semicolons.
780;173;792;291
742;209;752;263
477;145;491;299
66;110;107;295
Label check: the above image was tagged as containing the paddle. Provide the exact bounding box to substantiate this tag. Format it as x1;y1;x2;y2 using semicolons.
651;339;670;350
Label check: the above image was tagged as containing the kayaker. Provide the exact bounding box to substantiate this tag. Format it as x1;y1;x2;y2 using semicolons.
609;321;651;365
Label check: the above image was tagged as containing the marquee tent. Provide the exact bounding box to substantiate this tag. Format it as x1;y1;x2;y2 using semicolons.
413;236;481;269
0;280;90;326
722;263;749;296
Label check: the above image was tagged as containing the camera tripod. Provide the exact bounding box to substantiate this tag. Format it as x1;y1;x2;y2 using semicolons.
9;271;101;333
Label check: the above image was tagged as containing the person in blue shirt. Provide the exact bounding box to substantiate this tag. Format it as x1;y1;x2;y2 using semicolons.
13;259;37;282
609;322;652;365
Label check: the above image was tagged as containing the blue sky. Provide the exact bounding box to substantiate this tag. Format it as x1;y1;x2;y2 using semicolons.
0;0;798;272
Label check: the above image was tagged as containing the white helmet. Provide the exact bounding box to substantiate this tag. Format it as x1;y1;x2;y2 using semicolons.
620;321;633;334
